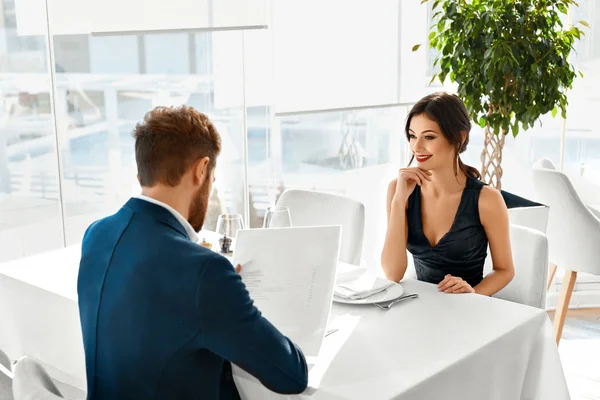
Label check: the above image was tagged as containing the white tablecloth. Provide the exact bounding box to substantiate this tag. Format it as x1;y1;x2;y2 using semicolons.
0;248;570;400
236;264;570;400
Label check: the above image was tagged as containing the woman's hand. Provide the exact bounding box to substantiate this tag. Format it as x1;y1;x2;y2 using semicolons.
438;275;475;294
394;167;432;203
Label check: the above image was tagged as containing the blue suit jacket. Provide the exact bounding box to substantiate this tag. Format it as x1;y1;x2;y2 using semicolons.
78;198;308;399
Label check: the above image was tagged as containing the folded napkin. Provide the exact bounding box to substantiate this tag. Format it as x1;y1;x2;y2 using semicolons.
334;272;395;300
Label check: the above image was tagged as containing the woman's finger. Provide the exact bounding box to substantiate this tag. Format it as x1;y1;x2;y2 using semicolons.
439;276;458;291
415;169;432;182
414;171;427;186
437;274;452;289
452;282;475;294
402;171;423;186
444;281;464;293
453;284;472;294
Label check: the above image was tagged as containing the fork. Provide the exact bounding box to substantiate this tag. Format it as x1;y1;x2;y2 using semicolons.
325;329;338;337
374;293;419;310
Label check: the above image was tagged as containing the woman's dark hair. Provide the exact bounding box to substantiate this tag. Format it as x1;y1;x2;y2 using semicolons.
405;92;481;180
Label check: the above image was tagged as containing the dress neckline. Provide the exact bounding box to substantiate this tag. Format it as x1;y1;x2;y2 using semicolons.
417;177;471;249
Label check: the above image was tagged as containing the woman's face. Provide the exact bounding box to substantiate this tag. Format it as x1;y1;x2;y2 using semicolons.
408;114;456;171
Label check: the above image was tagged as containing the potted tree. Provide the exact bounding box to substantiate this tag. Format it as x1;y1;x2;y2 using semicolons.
415;0;588;189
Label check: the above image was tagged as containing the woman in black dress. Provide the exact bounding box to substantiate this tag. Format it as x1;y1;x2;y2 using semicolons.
381;92;514;295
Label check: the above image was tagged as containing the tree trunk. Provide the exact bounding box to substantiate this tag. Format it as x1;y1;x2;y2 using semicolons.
480;124;506;189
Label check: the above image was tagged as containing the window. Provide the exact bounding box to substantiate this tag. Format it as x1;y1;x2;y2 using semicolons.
564;0;600;201
51;30;253;242
247;105;408;266
0;0;63;262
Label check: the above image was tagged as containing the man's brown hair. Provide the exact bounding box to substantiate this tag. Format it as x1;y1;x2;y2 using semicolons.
133;105;221;187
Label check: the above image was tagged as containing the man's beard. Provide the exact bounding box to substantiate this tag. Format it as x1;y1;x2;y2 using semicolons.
188;177;210;233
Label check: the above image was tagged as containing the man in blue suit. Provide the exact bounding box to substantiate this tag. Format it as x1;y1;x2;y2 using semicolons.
77;105;308;399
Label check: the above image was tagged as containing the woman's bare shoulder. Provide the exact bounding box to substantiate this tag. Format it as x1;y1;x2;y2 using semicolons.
479;185;507;217
387;178;398;193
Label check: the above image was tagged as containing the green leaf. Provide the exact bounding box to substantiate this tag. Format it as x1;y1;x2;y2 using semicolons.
484;47;493;60
578;70;584;79
579;20;590;29
552;107;558;118
429;74;438;85
512;123;520;138
425;0;581;138
412;44;421;52
429;31;436;40
557;4;568;14
438;71;447;83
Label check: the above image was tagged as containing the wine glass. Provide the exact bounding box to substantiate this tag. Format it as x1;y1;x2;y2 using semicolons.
216;213;244;254
263;206;292;228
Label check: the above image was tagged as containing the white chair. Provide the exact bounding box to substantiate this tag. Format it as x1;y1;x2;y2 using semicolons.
588;205;600;220
500;188;550;234
276;189;365;265
536;158;556;170
0;349;10;373
493;224;548;309
507;206;549;234
532;158;600;344
12;357;64;400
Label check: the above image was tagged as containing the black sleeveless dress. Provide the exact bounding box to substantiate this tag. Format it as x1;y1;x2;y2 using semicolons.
406;177;488;287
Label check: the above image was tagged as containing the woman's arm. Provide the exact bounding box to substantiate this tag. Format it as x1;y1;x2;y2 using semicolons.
474;186;515;296
381;179;409;282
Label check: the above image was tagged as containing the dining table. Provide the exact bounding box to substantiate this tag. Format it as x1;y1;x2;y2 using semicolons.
0;235;570;399
234;263;569;400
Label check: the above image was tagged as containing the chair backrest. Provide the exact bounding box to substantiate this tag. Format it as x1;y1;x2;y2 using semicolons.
507;206;549;234
276;189;365;265
12;356;64;400
500;188;549;233
0;349;10;373
494;224;549;309
589;205;600;220
536;158;556;170
532;159;600;274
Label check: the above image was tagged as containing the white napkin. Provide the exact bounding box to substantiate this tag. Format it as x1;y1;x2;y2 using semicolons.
334;272;395;300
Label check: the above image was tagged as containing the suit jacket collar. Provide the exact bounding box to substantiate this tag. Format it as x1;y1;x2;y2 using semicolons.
124;197;190;239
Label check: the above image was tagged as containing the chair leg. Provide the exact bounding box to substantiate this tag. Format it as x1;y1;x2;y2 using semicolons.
553;269;577;346
547;263;558;291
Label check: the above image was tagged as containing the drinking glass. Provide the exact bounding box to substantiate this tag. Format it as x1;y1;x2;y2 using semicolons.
263;206;292;228
216;213;244;253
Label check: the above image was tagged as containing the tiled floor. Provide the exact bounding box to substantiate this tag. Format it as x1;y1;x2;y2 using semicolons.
549;308;600;400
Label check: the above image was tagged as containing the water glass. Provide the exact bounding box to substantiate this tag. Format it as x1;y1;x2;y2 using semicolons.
263;206;292;228
216;213;244;253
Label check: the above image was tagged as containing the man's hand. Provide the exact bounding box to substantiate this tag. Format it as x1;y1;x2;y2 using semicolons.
438;274;475;294
235;264;242;274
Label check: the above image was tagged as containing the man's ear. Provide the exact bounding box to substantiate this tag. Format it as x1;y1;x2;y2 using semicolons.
193;156;211;185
